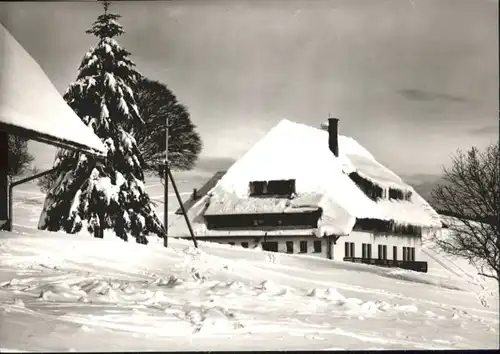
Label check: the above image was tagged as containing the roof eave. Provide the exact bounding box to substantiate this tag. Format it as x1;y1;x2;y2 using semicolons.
0;121;105;157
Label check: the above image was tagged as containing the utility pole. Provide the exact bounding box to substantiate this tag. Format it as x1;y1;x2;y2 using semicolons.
163;116;169;247
0;131;9;231
161;116;197;249
166;163;198;248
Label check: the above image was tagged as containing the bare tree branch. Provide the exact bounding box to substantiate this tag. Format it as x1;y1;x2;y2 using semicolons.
431;142;500;288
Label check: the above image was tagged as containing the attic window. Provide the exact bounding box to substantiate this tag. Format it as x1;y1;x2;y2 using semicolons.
250;181;267;195
389;188;412;201
348;172;383;201
249;179;296;197
354;218;422;237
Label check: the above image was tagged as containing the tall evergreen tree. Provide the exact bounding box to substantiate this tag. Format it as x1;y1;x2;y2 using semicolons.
38;1;165;244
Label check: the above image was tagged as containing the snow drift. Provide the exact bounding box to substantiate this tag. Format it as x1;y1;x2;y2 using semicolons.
0;225;498;351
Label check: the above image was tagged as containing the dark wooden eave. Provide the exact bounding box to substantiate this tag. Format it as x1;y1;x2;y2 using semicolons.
175;170;227;215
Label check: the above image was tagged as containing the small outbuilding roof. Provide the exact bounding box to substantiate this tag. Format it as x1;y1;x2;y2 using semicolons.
0;23;105;156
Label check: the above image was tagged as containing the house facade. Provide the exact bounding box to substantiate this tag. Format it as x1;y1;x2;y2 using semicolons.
171;118;442;272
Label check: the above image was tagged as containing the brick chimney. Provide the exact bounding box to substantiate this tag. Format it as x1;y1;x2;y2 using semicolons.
328;118;339;157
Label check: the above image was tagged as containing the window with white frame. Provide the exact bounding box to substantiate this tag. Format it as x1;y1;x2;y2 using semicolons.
300;241;308;253
345;242;355;258
362;243;372;259
403;247;415;261
378;245;387;260
313;240;322;253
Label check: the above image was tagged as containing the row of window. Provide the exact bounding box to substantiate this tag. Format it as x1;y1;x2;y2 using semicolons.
345;242;416;261
206;212;320;229
402;246;416;262
288;240;322;254
227;240;323;254
348;172;412;202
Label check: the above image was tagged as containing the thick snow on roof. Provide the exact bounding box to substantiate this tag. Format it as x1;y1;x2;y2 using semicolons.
344;153;412;192
0;24;105;156
211;119;441;229
204;190;321;216
376;193;441;228
203;190;355;237
316;194;357;237
215;120;378;217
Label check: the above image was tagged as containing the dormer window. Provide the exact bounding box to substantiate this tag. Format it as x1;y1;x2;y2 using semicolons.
249;179;296;197
250;181;267;195
388;188;412;201
268;180;295;195
348;172;383;201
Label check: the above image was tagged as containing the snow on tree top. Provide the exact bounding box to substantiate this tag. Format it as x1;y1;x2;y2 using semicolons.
101;36;120;48
104;43;113;54
0;23;105;156
82;55;99;71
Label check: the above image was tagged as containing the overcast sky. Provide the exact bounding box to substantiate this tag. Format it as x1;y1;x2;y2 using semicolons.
1;0;498;177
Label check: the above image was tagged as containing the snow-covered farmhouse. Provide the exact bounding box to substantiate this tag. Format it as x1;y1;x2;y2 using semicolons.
172;118;442;272
0;23;106;230
173;118;442;272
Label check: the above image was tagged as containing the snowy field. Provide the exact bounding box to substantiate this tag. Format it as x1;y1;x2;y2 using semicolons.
0;178;498;351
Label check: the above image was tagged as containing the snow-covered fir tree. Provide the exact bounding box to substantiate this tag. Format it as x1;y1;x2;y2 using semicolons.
38;1;166;244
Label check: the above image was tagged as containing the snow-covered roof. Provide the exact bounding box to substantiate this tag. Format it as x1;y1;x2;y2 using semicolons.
202;189;356;237
201;119;441;234
0;23;105;156
204;191;322;215
343;153;412;193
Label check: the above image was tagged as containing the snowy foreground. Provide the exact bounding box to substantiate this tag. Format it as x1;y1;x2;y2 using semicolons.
0;229;498;351
0;182;498;351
